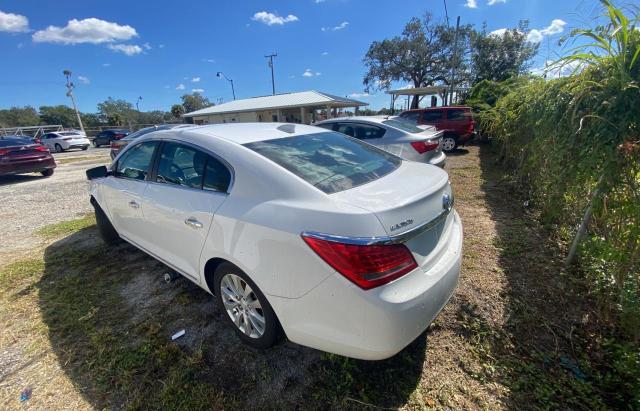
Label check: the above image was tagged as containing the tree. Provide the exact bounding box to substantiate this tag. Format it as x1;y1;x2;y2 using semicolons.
81;113;103;128
171;104;185;119
180;93;212;114
39;105;78;127
471;21;539;83
97;97;135;126
0;106;40;128
363;14;473;108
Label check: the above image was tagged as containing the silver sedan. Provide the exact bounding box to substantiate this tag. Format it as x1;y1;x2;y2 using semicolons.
315;116;446;168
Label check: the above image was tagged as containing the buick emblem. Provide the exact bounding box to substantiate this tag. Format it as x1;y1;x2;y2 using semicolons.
442;193;453;212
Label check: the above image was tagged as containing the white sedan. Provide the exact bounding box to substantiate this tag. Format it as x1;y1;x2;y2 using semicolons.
42;131;91;152
86;123;462;360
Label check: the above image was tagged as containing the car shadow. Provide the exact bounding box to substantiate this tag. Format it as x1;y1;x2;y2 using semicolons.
37;225;426;409
445;148;470;156
0;174;47;186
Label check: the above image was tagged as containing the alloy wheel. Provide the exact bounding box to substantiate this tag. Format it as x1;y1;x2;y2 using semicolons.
442;137;456;151
220;273;266;338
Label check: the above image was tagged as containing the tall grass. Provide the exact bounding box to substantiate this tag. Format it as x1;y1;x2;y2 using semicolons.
482;2;639;405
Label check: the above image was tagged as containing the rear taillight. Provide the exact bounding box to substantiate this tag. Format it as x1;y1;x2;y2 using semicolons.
35;145;49;152
0;148;9;156
410;141;440;154
62;137;72;141
110;141;119;149
302;235;417;290
114;133;125;139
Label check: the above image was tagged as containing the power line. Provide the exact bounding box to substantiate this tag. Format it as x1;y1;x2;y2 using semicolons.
265;53;277;95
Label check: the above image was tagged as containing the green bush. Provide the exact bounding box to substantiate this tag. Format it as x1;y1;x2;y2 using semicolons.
482;1;639;406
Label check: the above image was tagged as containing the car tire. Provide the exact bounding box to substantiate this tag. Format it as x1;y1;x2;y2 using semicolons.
93;140;99;148
54;143;64;153
93;201;121;245
41;169;54;177
442;135;458;152
82;146;89;151
214;263;279;349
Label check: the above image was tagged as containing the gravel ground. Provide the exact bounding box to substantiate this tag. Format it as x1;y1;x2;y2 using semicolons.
0;147;110;264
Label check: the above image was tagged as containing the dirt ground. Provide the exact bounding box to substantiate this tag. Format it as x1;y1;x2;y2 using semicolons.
0;144;601;410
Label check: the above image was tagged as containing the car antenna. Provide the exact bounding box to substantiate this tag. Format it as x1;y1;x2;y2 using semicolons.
277;124;296;134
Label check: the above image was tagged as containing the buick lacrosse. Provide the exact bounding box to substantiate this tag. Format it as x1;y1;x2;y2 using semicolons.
87;123;462;360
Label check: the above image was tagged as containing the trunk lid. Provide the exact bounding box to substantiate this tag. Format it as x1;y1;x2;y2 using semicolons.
331;161;453;269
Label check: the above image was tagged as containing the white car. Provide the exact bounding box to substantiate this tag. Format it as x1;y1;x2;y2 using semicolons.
87;123;462;360
42;131;91;152
315;116;446;168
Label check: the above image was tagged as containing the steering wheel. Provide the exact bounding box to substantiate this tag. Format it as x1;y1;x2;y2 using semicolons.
168;163;185;183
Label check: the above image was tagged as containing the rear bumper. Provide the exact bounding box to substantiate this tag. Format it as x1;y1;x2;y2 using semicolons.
270;210;463;360
0;157;56;176
428;151;446;168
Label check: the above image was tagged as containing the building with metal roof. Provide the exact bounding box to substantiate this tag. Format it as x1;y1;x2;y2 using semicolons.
182;90;368;125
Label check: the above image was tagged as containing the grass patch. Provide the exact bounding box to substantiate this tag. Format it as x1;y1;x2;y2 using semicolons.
36;214;96;239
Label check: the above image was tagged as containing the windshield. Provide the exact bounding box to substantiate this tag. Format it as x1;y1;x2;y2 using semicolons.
245;132;401;194
381;119;426;134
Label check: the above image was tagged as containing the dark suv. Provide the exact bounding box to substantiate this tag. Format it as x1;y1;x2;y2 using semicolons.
400;106;475;152
93;129;131;147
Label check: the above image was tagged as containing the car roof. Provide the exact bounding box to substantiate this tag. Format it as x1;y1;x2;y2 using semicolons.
316;116;388;125
402;106;471;112
172;122;329;145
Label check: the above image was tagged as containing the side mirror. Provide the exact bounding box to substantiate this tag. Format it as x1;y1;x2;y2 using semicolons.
86;165;109;180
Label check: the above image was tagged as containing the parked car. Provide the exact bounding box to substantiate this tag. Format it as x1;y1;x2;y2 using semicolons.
41;131;90;152
93;129;131;147
86;123;462;360
0;136;56;177
110;124;193;160
315;116;446;168
399;106;476;152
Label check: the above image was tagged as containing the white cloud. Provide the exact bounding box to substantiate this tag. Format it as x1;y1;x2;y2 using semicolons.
322;21;349;31
192;88;205;93
540;19;567;35
158;44;165;48
107;43;142;55
192;77;201;82
143;42;151;50
33;18;137;44
527;29;543;43
176;83;185;90
203;58;215;63
251;11;299;26
102;63;110;67
531;60;582;78
348;92;371;98
77;75;90;84
315;0;326;3
321;51;328;56
0;10;29;33
490;28;508;37
465;0;478;9
302;69;321;77
487;0;507;5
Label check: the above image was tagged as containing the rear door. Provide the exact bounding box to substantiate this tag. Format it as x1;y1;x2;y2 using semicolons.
140;141;231;280
101;141;159;246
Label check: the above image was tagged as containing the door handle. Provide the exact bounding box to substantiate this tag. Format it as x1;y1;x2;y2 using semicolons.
128;200;140;209
184;217;203;229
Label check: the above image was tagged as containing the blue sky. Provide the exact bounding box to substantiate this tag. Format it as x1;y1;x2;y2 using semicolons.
0;0;603;113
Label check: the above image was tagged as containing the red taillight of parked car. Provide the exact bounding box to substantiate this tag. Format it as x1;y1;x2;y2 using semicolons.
114;133;125;139
410;141;440;154
302;235;418;290
35;145;49;152
0;148;9;156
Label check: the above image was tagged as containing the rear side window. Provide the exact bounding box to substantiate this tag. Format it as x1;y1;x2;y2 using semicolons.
245;132;401;194
422;110;442;122
315;123;334;131
115;141;158;180
335;123;385;140
400;111;420;122
156;142;231;192
446;109;469;120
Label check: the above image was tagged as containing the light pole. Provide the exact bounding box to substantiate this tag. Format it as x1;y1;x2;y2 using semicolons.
265;52;277;95
136;96;143;111
63;70;85;134
216;72;235;100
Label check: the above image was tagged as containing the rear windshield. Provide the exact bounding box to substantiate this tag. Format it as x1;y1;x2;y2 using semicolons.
382;119;425;134
123;127;155;141
245;132;401;194
0;137;33;147
59;132;82;136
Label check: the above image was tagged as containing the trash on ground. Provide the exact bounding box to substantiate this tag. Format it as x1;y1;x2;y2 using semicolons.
20;387;32;402
171;329;185;341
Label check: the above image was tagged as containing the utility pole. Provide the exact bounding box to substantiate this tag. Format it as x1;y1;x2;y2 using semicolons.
448;16;460;105
265;53;277;95
136;96;143;111
63;70;85;134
